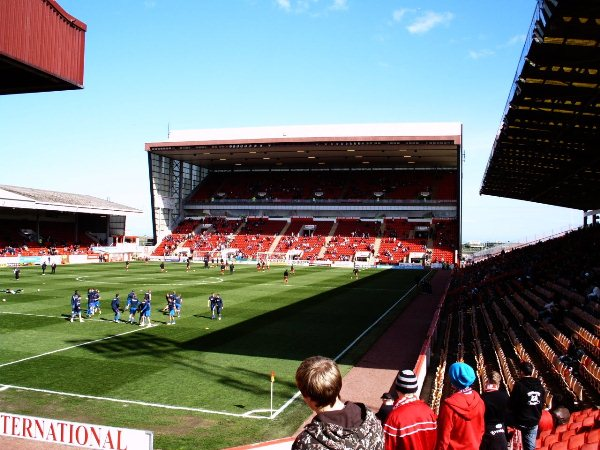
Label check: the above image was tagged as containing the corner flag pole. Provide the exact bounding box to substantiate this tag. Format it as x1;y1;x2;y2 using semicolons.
270;371;275;418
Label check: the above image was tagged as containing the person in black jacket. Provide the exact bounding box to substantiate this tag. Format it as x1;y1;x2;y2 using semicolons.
480;371;509;450
375;392;394;423
508;361;545;450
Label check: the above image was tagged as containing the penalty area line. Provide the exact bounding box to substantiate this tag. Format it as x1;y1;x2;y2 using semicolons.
0;326;150;369
0;384;270;419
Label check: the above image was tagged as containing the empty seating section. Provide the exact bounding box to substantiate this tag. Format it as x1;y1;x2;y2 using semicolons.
154;217;242;256
173;219;201;234
432;218;457;263
188;170;457;202
274;218;333;260
441;225;600;423
152;234;188;257
380;218;429;264
321;219;378;261
242;218;285;235
228;218;285;259
534;407;600;450
154;215;459;264
334;218;379;238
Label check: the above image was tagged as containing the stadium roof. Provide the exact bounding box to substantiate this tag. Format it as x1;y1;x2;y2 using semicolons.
0;185;141;216
146;123;462;170
481;0;600;212
0;0;86;95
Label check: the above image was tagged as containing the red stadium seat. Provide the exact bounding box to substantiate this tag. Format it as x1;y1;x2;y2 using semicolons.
552;441;568;450
545;435;560;447
582;417;595;431
587;430;600;444
562;431;578;442
580;444;599;450
569;434;587;450
541;431;553;441
570;422;584;432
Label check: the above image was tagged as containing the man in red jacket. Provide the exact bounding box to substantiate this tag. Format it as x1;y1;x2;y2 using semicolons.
435;362;485;450
384;369;437;450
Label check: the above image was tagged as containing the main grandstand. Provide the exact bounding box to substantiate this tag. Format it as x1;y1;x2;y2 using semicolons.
145;123;462;267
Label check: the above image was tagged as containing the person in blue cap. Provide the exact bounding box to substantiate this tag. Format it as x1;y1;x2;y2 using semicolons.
435;362;484;450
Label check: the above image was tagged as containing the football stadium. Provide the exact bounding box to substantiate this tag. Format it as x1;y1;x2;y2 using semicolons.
1;1;599;449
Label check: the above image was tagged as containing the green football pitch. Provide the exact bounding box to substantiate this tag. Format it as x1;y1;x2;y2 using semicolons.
0;261;425;449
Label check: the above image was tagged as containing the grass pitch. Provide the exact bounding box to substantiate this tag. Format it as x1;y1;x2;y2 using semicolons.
0;261;424;449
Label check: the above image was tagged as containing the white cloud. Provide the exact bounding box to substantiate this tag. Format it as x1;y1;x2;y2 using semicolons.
275;0;345;14
504;34;526;47
330;0;348;11
468;49;494;59
406;11;454;34
392;8;412;23
275;0;291;11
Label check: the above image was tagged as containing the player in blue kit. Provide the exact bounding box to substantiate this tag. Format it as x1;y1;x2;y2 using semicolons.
128;294;140;324
111;294;121;323
166;295;176;325
214;294;223;321
208;293;217;319
70;290;83;323
93;289;101;315
174;293;182;318
139;297;152;327
86;288;95;318
125;290;136;309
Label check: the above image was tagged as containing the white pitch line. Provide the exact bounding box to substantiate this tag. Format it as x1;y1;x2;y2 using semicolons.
0;384;270;419
0;326;151;369
0;311;104;322
271;283;419;419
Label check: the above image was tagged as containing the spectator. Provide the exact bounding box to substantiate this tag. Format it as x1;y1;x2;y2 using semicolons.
551;407;570;427
384;369;437;450
480;371;509;450
586;282;600;303
508;361;545;450
376;392;395;424
292;356;384;450
435;362;484;450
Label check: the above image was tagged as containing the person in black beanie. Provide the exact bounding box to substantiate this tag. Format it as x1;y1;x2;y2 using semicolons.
383;369;437;450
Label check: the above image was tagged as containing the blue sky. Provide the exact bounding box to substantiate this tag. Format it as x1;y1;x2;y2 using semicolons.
1;0;581;243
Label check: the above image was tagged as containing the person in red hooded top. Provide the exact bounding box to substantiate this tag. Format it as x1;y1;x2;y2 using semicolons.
435;362;485;450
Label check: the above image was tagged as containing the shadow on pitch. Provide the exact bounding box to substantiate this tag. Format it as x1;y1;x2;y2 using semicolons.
65;269;426;371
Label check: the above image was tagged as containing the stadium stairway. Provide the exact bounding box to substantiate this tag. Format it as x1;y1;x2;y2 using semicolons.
373;237;382;257
269;234;284;253
317;236;331;259
266;221;291;253
315;223;338;259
